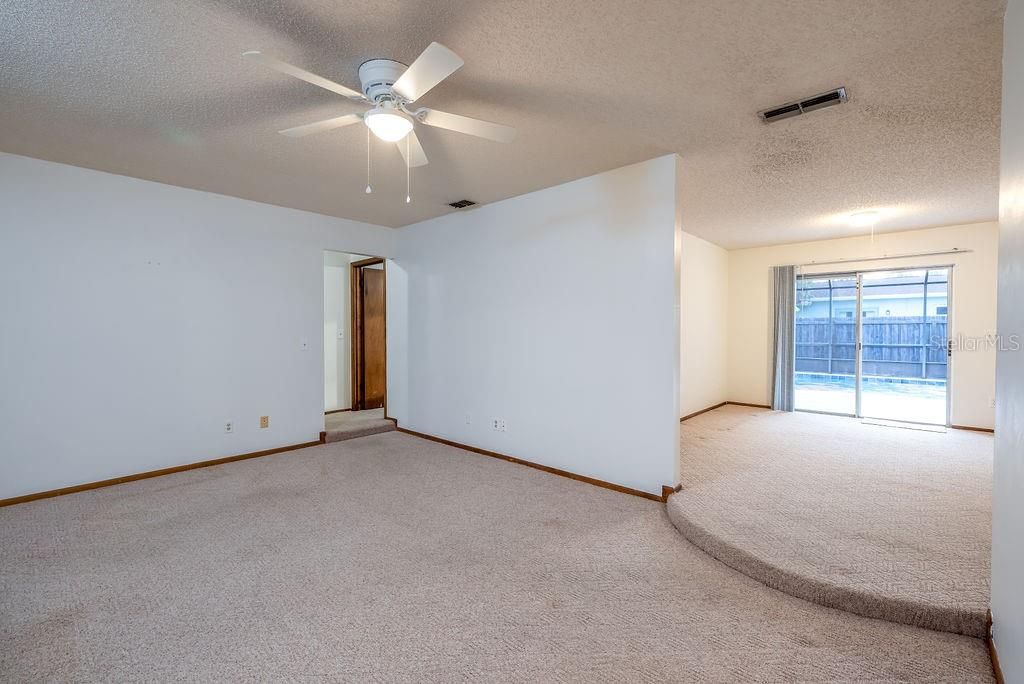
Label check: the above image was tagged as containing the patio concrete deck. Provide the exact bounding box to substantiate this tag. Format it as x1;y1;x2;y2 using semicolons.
794;378;946;425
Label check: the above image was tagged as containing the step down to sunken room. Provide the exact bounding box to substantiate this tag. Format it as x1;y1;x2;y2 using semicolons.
669;404;992;638
323;409;396;443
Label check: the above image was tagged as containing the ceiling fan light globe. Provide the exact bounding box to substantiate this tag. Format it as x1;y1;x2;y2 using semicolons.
364;109;413;142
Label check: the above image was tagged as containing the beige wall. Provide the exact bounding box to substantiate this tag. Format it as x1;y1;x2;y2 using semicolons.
725;222;998;429
680;232;730;417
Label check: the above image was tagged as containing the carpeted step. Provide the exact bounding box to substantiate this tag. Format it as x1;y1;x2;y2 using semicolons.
671;405;991;639
665;491;988;637
324;421;395;443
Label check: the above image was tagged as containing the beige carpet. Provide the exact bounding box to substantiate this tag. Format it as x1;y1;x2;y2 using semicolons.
670;405;992;637
1;432;992;681
324;408;394;442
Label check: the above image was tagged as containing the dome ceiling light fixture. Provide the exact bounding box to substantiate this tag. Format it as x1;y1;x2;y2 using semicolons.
849;210;882;243
363;105;414;142
848;210;880;228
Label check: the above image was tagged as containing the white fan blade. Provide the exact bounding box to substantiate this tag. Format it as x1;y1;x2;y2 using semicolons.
419;109;516;143
279;113;363;138
397;130;429;167
243;51;366;100
391;42;464;102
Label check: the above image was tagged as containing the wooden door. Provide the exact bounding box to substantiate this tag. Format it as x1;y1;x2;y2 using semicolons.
358;267;386;409
350;260;387;411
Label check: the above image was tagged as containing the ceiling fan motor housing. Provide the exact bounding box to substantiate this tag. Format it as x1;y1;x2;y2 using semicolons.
358;59;408;102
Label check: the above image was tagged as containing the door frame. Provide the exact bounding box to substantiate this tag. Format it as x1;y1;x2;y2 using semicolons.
349;257;387;413
795;264;953;426
854;272;864;417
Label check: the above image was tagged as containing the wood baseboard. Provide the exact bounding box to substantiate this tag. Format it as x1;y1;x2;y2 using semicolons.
992;642;1004;684
325;408;352;415
319;431;327;444
951;424;995;434
987;610;1005;684
726;401;772;409
681;401;728;422
395;426;670;502
0;439;322;508
681;401;771;422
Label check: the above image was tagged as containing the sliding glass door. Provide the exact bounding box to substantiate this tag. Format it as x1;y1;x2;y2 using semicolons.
795;275;859;415
794;267;950;425
859;268;949;424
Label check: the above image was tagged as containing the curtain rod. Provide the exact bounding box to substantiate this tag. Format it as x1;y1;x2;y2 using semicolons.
782;248;972;269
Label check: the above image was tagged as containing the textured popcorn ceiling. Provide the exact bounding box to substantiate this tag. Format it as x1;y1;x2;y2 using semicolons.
0;0;1005;247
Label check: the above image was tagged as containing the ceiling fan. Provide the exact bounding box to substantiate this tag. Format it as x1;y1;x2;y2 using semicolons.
243;42;516;169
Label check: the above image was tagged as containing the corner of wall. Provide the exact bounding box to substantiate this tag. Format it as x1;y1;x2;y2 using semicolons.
679;232;732;418
992;0;1024;678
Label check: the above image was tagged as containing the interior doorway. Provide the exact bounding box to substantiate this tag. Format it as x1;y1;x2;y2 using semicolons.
794;266;951;426
323;251;394;442
350;258;386;411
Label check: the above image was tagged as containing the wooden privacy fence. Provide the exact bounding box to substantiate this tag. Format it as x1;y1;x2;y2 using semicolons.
795;316;948;380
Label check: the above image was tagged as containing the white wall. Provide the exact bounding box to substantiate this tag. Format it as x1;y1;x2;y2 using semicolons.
726;222;999;428
389;155;681;495
0;153;397;500
993;0;1024;676
680;232;729;417
323;252;352;412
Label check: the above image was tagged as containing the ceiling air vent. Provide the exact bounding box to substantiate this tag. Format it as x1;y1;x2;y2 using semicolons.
758;87;848;124
448;199;476;209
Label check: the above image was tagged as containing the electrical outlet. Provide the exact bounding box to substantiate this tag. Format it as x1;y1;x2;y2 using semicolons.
260;416;269;429
224;421;234;434
990;397;997;409
492;418;507;432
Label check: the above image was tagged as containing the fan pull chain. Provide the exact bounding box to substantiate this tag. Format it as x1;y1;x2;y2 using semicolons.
365;127;372;194
405;135;411;204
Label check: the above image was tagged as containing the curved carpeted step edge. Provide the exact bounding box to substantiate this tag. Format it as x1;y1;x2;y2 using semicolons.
665;494;987;638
